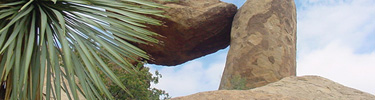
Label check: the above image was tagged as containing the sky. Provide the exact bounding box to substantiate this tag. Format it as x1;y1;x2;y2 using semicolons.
148;0;375;97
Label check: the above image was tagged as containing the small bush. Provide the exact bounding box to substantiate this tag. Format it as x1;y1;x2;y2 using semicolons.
100;62;170;100
230;74;248;90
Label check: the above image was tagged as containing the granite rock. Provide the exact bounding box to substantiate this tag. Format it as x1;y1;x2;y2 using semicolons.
173;76;375;100
137;0;237;66
219;0;297;89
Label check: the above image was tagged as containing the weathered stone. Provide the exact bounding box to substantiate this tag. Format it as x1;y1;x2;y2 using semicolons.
172;76;375;100
172;90;298;100
219;0;297;89
136;0;237;66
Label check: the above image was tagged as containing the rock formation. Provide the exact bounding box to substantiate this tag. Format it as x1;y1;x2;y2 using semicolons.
172;76;375;100
137;0;237;66
219;0;297;89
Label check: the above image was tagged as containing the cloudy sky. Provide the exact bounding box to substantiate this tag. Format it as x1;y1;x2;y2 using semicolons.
148;0;375;97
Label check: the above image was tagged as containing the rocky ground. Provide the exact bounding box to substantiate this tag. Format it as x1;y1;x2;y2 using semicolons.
172;76;375;100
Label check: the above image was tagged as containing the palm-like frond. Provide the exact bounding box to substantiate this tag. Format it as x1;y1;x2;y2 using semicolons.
0;0;165;99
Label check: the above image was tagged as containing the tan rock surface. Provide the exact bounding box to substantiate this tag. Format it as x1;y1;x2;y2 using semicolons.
172;76;375;100
219;0;297;89
137;0;237;66
171;90;299;100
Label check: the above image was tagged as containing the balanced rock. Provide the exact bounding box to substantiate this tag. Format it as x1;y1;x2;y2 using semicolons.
137;0;237;66
172;76;375;100
219;0;297;89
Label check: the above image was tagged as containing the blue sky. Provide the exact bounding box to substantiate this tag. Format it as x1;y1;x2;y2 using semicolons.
148;0;375;97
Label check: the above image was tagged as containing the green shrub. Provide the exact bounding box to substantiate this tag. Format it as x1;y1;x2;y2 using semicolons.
230;74;248;90
100;62;170;100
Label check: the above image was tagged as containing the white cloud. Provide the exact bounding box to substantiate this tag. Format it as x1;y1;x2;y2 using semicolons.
297;0;375;55
297;0;375;94
149;56;226;97
298;42;375;94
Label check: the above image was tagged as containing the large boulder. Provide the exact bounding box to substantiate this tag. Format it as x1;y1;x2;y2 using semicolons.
137;0;237;66
219;0;297;89
172;76;375;100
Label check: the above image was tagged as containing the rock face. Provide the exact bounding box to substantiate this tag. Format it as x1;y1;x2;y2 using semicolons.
219;0;297;89
137;0;237;66
172;76;375;100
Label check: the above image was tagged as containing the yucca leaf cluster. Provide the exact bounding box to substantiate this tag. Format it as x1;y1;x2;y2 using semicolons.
0;0;165;99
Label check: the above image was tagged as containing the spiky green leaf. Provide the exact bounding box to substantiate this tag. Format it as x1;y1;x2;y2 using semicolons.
0;0;165;99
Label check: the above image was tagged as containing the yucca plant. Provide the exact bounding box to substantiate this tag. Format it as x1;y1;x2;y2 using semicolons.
0;0;166;99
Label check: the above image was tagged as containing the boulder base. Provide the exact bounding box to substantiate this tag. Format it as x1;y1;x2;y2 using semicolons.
172;76;375;100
